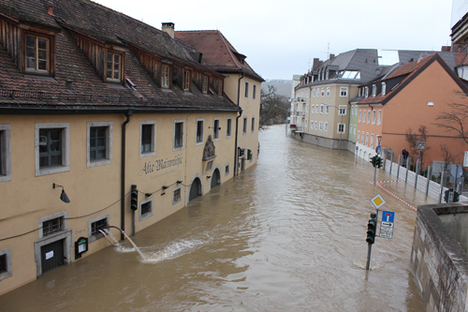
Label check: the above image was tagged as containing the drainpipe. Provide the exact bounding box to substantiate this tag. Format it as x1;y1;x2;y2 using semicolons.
234;71;244;177
120;110;133;240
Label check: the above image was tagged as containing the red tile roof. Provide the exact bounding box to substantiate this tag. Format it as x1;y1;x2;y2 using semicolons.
175;30;263;82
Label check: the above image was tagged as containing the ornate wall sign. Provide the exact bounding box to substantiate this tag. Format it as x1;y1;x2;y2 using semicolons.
203;135;216;161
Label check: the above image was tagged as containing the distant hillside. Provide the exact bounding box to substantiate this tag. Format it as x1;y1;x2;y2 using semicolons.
261;79;293;99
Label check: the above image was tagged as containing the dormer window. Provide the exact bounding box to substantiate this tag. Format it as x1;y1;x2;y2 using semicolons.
161;65;170;88
381;82;386;96
106;52;122;82
372;84;376;97
183;70;191;91
24;33;54;75
364;87;369;98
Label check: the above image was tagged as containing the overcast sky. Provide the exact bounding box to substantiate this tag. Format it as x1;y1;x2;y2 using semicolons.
92;0;461;81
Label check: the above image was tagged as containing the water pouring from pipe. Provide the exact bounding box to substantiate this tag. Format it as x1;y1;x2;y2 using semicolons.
103;226;147;261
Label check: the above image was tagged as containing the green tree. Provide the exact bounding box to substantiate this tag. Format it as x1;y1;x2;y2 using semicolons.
259;85;289;129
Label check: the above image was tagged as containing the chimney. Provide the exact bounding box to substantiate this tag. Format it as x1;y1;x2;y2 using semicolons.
162;22;175;39
441;46;451;52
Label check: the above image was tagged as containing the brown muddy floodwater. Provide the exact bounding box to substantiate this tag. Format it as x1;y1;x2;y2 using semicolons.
0;125;436;311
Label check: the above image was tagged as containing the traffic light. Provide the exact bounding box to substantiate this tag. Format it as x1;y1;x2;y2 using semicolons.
370;155;378;168
366;213;377;244
130;184;138;211
454;191;460;202
376;157;382;168
247;149;253;160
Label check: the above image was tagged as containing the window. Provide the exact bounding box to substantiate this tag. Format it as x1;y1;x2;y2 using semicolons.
106;52;121;82
0;125;11;182
89;214;109;243
36;123;70;176
306;104;308;113
42;217;64;237
319;121;322;131
202;76;208;94
174;120;184;151
315;121;318;130
325;105;329;114
161;65;170;88
320;105;324;114
326;87;330;97
196;119;204;144
311;120;313;129
337;123;345;133
324;122;328;132
253;84;257;99
364;87;369;98
381;82;386;96
226;118;232;138
245;81;249;98
87;122;112;168
25;34;51;74
243;117;247;134
183;70;191;91
213;118;220;140
358;110;361;122
372;111;376;124
371;134;374;148
353;125;356;135
357;131;360;143
361;132;365;144
0;248;12;281
312;89;316;97
372;84;376;97
139;198;153;221
367;111;371;124
251;117;255;132
225;164;230;176
321;88;324;97
366;133;369;146
173;186;182;205
377;110;382;125
340;87;348;97
339;105;346;116
140;121;156;157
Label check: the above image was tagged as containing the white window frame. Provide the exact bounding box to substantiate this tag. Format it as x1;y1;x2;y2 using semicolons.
340;87;348;97
371;134;374;148
337;123;346;134
88;213;110;243
381;82;386;96
213;118;220;141
226;117;232;138
305;119;308;128
321;88;324;97
315;121;318;130
372;111;376;124
358;110;361;122
319;121;322;131
35;122;70;176
196;118;204;145
324;122;328;132
140;120;157;158
161;65;170;88
325;105;329;115
253;84;257;100
172;186;182;205
326;87;330;97
339;105;346;116
372;84;376;97
245;81;249;98
364;87;369;98
367;111;371;124
320;105;324;114
312;89;316;97
357;131;360;143
0;124;11;182
173;119;185;151
377;110;382;125
366;133;369;146
87;121;113;168
139;197;153;221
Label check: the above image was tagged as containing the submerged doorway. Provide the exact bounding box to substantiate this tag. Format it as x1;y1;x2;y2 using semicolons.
189;177;202;202
210;168;220;189
40;239;64;274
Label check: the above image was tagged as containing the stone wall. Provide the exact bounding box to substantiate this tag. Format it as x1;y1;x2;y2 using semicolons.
411;203;468;311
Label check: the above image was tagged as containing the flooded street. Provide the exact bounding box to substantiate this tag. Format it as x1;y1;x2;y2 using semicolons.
0;125;435;311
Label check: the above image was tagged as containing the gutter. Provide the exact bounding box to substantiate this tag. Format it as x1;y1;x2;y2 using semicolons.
234;71;244;177
120;110;132;240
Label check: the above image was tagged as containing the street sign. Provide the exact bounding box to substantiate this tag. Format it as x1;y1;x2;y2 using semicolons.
451;164;464;178
370;194;386;210
380;210;395;239
375;145;381;155
416;141;426;149
464;151;468;167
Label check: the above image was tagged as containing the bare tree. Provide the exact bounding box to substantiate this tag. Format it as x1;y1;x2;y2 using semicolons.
405;125;430;166
434;92;468;145
259;85;289;129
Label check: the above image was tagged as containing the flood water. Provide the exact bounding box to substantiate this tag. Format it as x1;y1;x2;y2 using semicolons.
0;125;436;311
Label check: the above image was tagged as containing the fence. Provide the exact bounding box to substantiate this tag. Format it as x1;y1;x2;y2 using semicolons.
380;153;467;204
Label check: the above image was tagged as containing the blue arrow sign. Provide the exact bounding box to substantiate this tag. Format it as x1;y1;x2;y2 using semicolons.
381;210;395;223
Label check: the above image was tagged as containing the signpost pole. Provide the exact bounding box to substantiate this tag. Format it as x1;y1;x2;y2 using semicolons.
366;243;372;271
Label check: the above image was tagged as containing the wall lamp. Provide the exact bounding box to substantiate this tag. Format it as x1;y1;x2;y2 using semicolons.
53;183;70;203
206;176;211;179
176;180;183;184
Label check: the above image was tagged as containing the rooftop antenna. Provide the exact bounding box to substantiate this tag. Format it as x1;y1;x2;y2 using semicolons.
327;43;330;59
